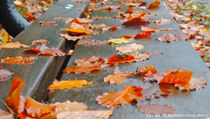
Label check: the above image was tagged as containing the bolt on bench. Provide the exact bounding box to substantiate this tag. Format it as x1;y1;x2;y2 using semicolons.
0;0;210;119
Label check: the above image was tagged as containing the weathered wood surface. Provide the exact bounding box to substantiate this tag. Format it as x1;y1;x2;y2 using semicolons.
0;0;88;110
49;0;210;119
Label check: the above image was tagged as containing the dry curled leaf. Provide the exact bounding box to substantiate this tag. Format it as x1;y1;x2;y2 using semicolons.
60;28;89;36
64;18;93;24
56;110;112;119
154;18;172;25
175;73;207;91
48;80;94;90
0;68;13;81
1;56;35;64
138;103;175;115
147;0;160;9
116;43;144;53
38;21;57;25
0;41;29;49
96;86;143;108
5;77;25;113
24;97;56;118
141;85;164;101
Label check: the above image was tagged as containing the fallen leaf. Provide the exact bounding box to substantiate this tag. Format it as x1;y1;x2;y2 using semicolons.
96;86;143;108
107;53;135;64
64;18;93;24
147;1;160;9
157;33;178;43
32;39;48;45
141;26;160;32
76;40;108;46
141;85;164;101
68;50;74;55
24;97;56;118
134;31;152;39
48;80;94;90
0;41;29;49
104;73;127;84
121;35;133;39
122;17;150;27
0;109;13;119
137;64;157;76
38;21;57;25
108;38;133;45
56;110;112;119
116;43;144;53
130;52;151;62
138;103;175;115
1;56;35;64
154;18;172;25
60;33;87;41
175;73;207;91
5;77;25;113
125;7;133;14
60;28;89;36
0;68;13;81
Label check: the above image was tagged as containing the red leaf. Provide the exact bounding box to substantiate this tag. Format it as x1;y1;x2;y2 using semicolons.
134;31;152;39
107;53;135;65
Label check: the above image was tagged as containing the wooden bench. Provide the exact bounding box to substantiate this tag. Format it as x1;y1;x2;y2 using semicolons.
0;0;210;118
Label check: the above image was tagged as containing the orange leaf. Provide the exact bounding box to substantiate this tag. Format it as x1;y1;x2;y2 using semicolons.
5;77;25;113
60;33;87;41
63;65;102;74
104;74;127;84
147;0;160;9
107;53;135;64
38;21;57;25
134;31;152;39
96;86;143;108
122;17;150;27
60;28;89;36
154;69;193;84
48;80;94;90
121;35;133;39
137;64;157;76
141;26;160;32
1;56;35;64
24;97;56;118
32;39;48;45
0;41;29;49
125;7;133;14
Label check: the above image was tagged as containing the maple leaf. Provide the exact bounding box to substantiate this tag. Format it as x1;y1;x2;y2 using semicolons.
48;80;94;90
38;21;57;25
175;73;207;91
147;1;160;9
116;43;144;53
5;77;25;113
108;38;133;45
138;103;175;115
107;53;135;65
0;68;13;81
96;86;143;108
1;56;35;64
0;41;29;49
0;109;13;119
154;18;172;25
134;31;152;39
24;97;56;118
153;69;193;84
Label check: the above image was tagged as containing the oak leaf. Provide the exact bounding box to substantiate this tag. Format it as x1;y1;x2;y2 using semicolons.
96;86;143;108
1;56;35;64
48;80;94;90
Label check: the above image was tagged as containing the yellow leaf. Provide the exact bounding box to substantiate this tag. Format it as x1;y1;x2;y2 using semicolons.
108;38;133;45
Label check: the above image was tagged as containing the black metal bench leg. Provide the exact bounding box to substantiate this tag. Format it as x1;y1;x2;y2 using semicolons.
0;0;30;37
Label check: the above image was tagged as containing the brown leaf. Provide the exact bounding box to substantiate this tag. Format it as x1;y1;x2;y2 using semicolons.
48;80;94;90
32;39;48;45
141;85;164;101
1;56;35;64
138;103;175;115
157;33;178;43
60;33;87;41
0;41;29;49
96;86;143;108
38;21;57;25
76;40;108;46
116;43;144;53
0;68;13;81
141;26;160;32
154;18;172;25
130;52;151;62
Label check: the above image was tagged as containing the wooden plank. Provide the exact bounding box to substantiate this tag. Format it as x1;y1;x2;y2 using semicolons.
49;0;210;118
0;0;89;110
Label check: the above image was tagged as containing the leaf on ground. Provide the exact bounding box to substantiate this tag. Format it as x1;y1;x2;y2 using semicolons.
0;109;13;119
122;17;150;27
147;1;160;9
95;5;121;12
154;18;172;25
175;73;207;91
0;41;29;49
134;32;152;39
141;26;160;32
130;52;151;62
153;69;193;84
60;28;89;36
108;38;133;45
157;33;178;43
38;21;57;25
121;35;133;39
56;110;113;119
107;53;135;64
48;80;94;90
76;40;108;46
141;84;164;101
60;33;87;41
1;56;35;64
25;44;65;56
104;74;127;84
0;68;13;81
96;86;143;108
64;18;93;24
137;103;175;115
32;39;48;45
67;50;74;55
116;43;144;53
24;97;56;118
5;77;25;113
137;64;157;76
